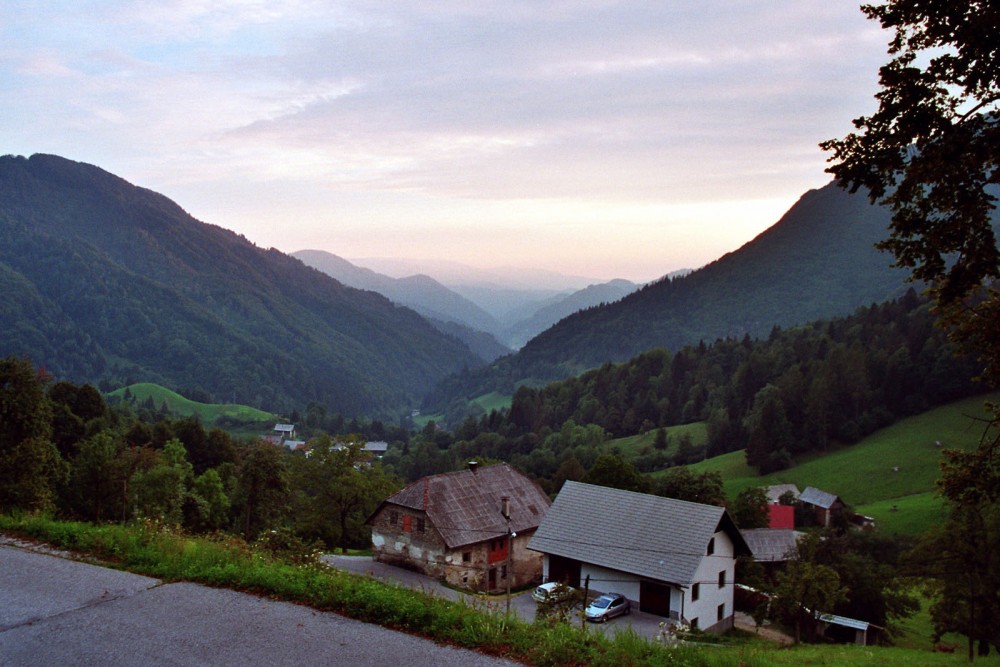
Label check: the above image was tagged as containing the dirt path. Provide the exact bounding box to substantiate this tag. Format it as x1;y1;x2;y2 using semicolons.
734;611;795;644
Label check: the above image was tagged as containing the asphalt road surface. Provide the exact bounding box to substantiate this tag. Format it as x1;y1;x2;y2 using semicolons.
0;543;520;667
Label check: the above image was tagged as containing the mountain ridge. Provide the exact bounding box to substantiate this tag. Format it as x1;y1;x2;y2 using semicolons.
0;153;481;416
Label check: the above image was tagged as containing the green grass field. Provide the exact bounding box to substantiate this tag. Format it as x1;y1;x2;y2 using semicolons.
681;393;998;534
471;391;512;413
107;382;278;424
610;422;708;457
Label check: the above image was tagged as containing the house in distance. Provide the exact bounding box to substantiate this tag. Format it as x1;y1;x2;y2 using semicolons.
366;462;551;593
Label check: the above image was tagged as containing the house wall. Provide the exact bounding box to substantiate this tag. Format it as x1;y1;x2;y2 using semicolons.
370;505;542;592
686;530;736;633
579;562;641;602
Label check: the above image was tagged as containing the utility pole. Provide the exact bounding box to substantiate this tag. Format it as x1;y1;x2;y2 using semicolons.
502;496;512;614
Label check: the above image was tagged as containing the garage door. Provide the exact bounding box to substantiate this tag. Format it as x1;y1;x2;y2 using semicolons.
547;555;581;588
639;580;671;616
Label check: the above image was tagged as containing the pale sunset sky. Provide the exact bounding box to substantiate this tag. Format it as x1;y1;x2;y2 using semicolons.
1;1;889;284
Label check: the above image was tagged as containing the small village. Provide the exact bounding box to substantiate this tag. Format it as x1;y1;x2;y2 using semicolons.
267;422;880;647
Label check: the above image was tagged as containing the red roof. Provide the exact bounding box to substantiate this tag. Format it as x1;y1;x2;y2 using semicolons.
768;504;795;529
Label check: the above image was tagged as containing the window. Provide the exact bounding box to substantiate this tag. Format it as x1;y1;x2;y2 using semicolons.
718;570;726;588
462;551;471;563
690;617;699;630
417;518;425;533
718;603;725;622
707;537;715;555
389;511;398;525
691;583;700;601
501;565;507;579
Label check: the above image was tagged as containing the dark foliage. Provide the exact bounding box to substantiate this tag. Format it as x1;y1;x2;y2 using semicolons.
446;290;982;474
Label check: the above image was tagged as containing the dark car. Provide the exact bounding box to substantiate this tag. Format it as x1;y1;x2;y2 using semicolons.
585;592;631;622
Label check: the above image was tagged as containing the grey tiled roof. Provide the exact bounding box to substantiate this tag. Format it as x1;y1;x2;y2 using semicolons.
528;481;748;586
799;486;840;509
380;464;550;549
764;484;800;504
740;528;802;562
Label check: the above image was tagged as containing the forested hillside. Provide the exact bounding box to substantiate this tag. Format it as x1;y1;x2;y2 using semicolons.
425;182;915;409
416;290;983;485
0;154;481;416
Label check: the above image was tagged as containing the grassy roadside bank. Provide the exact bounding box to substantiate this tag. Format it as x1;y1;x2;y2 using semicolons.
0;514;988;667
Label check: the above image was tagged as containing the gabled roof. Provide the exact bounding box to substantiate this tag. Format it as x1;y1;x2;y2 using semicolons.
527;481;750;587
372;463;550;549
799;486;840;509
765;484;800;504
741;528;802;562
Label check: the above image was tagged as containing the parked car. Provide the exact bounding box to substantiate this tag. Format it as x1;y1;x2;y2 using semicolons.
532;581;577;605
585;593;631;622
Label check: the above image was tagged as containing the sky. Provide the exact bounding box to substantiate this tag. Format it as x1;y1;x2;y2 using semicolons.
1;1;890;285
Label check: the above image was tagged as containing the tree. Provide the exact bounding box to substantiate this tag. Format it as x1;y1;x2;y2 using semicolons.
744;385;795;473
0;357;66;512
581;453;649;493
651;467;725;507
291;435;400;551
234;441;289;541
731;487;771;529
907;434;1000;659
130;438;192;524
187;468;231;532
771;533;850;644
67;430;124;522
821;1;1000;384
824;5;1000;656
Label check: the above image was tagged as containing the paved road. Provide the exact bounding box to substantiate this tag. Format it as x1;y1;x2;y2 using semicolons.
0;544;520;667
322;554;670;640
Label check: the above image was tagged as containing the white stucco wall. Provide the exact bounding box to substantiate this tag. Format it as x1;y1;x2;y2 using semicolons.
579;562;641;602
684;530;735;631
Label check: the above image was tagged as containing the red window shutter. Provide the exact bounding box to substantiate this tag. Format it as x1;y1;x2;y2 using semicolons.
403;515;412;532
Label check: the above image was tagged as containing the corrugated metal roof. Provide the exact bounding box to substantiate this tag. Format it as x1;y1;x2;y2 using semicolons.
528;481;748;586
799;486;840;509
740;528;802;562
381;464;550;549
816;613;869;631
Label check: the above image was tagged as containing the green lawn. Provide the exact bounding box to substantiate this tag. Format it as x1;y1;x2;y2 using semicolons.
681;393;998;534
107;382;277;424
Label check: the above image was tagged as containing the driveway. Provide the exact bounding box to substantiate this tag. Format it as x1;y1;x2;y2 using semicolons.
1;542;521;667
322;554;670;641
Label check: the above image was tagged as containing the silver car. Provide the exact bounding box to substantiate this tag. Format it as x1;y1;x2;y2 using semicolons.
585;593;631;622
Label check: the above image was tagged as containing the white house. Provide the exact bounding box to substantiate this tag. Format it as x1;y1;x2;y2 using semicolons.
528;481;750;633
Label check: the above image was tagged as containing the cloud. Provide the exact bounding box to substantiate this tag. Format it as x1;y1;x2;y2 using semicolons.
0;1;889;279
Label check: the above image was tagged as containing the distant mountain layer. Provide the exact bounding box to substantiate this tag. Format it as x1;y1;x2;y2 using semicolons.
292;249;510;360
295;249;639;352
0;154;481;416
425;181;917;407
504;279;638;348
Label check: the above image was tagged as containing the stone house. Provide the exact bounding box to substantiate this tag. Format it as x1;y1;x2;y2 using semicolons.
366;463;550;593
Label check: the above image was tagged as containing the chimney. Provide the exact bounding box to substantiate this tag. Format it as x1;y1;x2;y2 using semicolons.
501;496;510;520
467;461;479;475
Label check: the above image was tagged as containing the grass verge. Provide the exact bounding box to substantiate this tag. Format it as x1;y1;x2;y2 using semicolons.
1;514;992;666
